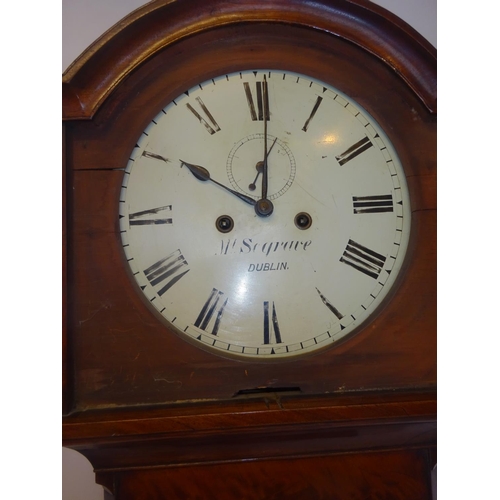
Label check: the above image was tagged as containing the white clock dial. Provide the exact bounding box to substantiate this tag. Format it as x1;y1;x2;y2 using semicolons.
119;70;411;359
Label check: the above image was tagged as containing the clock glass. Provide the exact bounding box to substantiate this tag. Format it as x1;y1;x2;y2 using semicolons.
119;70;411;359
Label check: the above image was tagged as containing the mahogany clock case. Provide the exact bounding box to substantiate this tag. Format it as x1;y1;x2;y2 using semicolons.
63;2;436;498
63;0;436;413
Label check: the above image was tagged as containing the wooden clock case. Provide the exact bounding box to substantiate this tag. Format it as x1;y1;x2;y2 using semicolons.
62;1;436;498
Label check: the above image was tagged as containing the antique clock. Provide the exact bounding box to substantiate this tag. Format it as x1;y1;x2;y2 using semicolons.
63;1;436;498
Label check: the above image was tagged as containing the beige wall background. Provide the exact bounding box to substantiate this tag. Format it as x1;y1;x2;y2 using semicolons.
61;1;437;498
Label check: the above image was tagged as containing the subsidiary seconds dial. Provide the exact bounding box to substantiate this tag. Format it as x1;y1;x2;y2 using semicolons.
119;70;411;359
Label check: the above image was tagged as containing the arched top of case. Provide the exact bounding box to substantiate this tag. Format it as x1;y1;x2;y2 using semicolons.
62;0;436;120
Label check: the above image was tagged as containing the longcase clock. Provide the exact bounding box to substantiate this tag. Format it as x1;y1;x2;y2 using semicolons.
63;1;436;498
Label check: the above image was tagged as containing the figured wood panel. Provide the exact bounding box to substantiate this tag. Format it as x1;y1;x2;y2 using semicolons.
105;449;433;500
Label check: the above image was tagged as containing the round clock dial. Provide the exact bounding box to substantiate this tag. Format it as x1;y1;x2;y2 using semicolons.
119;70;411;359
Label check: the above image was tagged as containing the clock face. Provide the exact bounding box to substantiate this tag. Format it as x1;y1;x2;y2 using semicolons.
119;70;411;359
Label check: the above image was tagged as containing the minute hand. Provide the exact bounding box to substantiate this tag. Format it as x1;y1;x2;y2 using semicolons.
261;76;270;200
180;160;256;206
254;76;274;217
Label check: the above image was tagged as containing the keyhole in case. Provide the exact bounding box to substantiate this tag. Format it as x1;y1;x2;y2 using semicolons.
216;215;234;233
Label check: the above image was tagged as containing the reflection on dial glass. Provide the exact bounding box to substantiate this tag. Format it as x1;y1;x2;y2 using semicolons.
119;70;411;359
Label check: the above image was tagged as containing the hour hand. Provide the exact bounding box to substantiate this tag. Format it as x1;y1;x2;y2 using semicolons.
180;160;256;206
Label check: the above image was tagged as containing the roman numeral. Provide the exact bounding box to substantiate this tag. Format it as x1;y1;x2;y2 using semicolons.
353;194;394;214
129;205;173;225
336;136;373;165
194;288;228;335
315;288;343;320
186;97;221;134
263;301;282;344
302;96;323;132
243;79;270;121
340;239;386;279
144;249;189;296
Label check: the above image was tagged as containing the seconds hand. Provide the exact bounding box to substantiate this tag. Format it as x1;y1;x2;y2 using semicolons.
249;137;278;191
